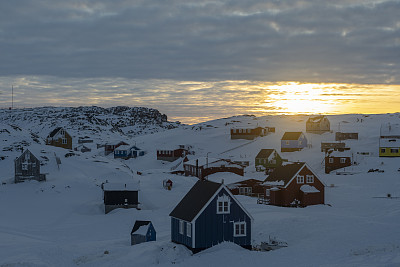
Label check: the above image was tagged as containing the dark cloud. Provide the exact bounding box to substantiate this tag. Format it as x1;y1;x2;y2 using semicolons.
0;0;399;83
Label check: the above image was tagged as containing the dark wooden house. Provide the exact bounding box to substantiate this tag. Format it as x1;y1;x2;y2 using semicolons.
263;163;325;207
45;127;72;149
102;182;139;214
306;115;330;134
169;180;253;252
281;132;308;152
104;141;129;156
230;127;269;140
183;157;244;179
255;149;283;172
335;132;359;141
325;151;352;174
131;220;156;245
157;145;190;162
321;142;349;152
228;178;265;198
14;149;46;183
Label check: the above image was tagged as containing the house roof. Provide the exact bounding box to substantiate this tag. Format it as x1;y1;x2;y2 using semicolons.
307;115;326;123
380;138;400;147
281;132;303;140
381;123;400;136
169;180;222;222
102;182;140;191
327;150;353;158
255;149;275;158
264;162;305;187
131;220;151;235
48;127;62;137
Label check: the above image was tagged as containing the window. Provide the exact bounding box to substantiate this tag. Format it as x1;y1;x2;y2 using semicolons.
62;138;67;144
265;189;270;197
239;187;252;195
234;222;246;237
186;222;191;237
380;148;386;153
390;148;399;153
340;158;346;164
22;163;28;170
297;175;304;184
60;130;65;136
217;195;230;214
179;220;184;235
306;175;314;183
328;158;334;163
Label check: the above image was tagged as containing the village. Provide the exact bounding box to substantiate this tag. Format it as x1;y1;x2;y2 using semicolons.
1;111;400;266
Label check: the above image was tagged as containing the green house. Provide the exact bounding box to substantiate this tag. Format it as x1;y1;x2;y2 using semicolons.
255;149;283;172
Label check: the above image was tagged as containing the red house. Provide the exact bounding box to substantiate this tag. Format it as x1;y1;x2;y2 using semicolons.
157;145;190;162
230;127;269;140
228;178;265;198
183;157;244;179
325;151;352;174
263;162;325;207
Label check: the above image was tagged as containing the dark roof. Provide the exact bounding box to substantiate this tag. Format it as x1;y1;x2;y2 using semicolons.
131;220;151;235
264;162;305;186
281;132;303;140
48;127;62;137
256;149;275;158
169;180;222;222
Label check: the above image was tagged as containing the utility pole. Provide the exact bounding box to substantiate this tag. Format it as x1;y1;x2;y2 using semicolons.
11;85;13;110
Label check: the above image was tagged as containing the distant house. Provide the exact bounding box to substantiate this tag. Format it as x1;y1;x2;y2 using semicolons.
157;145;190;162
102;182;139;214
74;144;91;153
184;157;244;179
230;127;269;140
379;123;400;157
281;132;308;152
335;132;359;141
169;180;253;252
306;115;330;134
263;162;325;207
14;149;46;183
131;221;156;245
114;145;145;159
325;151;352;174
321;142;349;152
255;149;283;172
78;138;93;144
105;141;129;156
45;127;72;149
228;178;265;198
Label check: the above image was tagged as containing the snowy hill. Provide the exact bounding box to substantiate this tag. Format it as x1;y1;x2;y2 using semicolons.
0;111;400;266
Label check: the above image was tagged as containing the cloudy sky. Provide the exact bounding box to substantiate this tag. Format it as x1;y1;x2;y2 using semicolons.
0;0;399;122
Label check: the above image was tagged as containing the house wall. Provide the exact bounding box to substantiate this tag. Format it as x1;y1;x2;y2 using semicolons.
230;127;266;140
379;146;400;157
46;131;72;149
255;153;283;170
14;151;43;183
335;132;358;141
268;166;324;206
131;234;146;245
184;164;243;179
171;217;193;248
306;118;330;133
325;156;352;173
194;188;251;249
281;137;307;152
157;148;186;161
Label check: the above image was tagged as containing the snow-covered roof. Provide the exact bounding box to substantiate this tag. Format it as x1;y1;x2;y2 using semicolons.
307;115;326;123
134;225;149;235
300;185;320;193
262;180;285;186
207;172;250;185
380;139;399;147
381;123;400;136
327;150;353;158
102;182;140;191
185;157;241;168
115;145;131;150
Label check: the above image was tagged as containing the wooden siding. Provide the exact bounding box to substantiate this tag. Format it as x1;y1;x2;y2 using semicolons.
281;137;307;152
157;148;187;162
171;217;193;248
14;150;45;183
325;156;352;173
194;188;251;249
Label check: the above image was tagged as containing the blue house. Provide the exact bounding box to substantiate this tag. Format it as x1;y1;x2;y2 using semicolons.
169;180;253;253
114;145;145;159
131;220;156;245
281;132;308;152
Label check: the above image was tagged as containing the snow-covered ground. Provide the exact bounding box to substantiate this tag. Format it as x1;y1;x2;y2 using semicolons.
0;112;399;266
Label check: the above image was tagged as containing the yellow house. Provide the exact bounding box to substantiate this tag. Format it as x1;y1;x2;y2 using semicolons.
379;139;400;157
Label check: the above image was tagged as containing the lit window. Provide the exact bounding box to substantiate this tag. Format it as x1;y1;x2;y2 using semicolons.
234;222;246;237
297;175;304;184
186;223;191;237
306;175;314;183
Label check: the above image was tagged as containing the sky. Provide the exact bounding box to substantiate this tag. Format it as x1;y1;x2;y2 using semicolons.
0;0;399;123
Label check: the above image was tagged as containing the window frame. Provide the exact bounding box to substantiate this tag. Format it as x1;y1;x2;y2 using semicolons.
179;220;184;235
186;222;191;237
296;175;304;184
233;222;246;237
306;175;314;183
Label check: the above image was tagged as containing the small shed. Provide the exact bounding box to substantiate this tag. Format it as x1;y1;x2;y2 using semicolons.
163;179;173;190
102;182;140;214
131;220;156;245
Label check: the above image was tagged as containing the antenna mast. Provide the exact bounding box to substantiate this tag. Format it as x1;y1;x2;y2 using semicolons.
11;85;13;110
